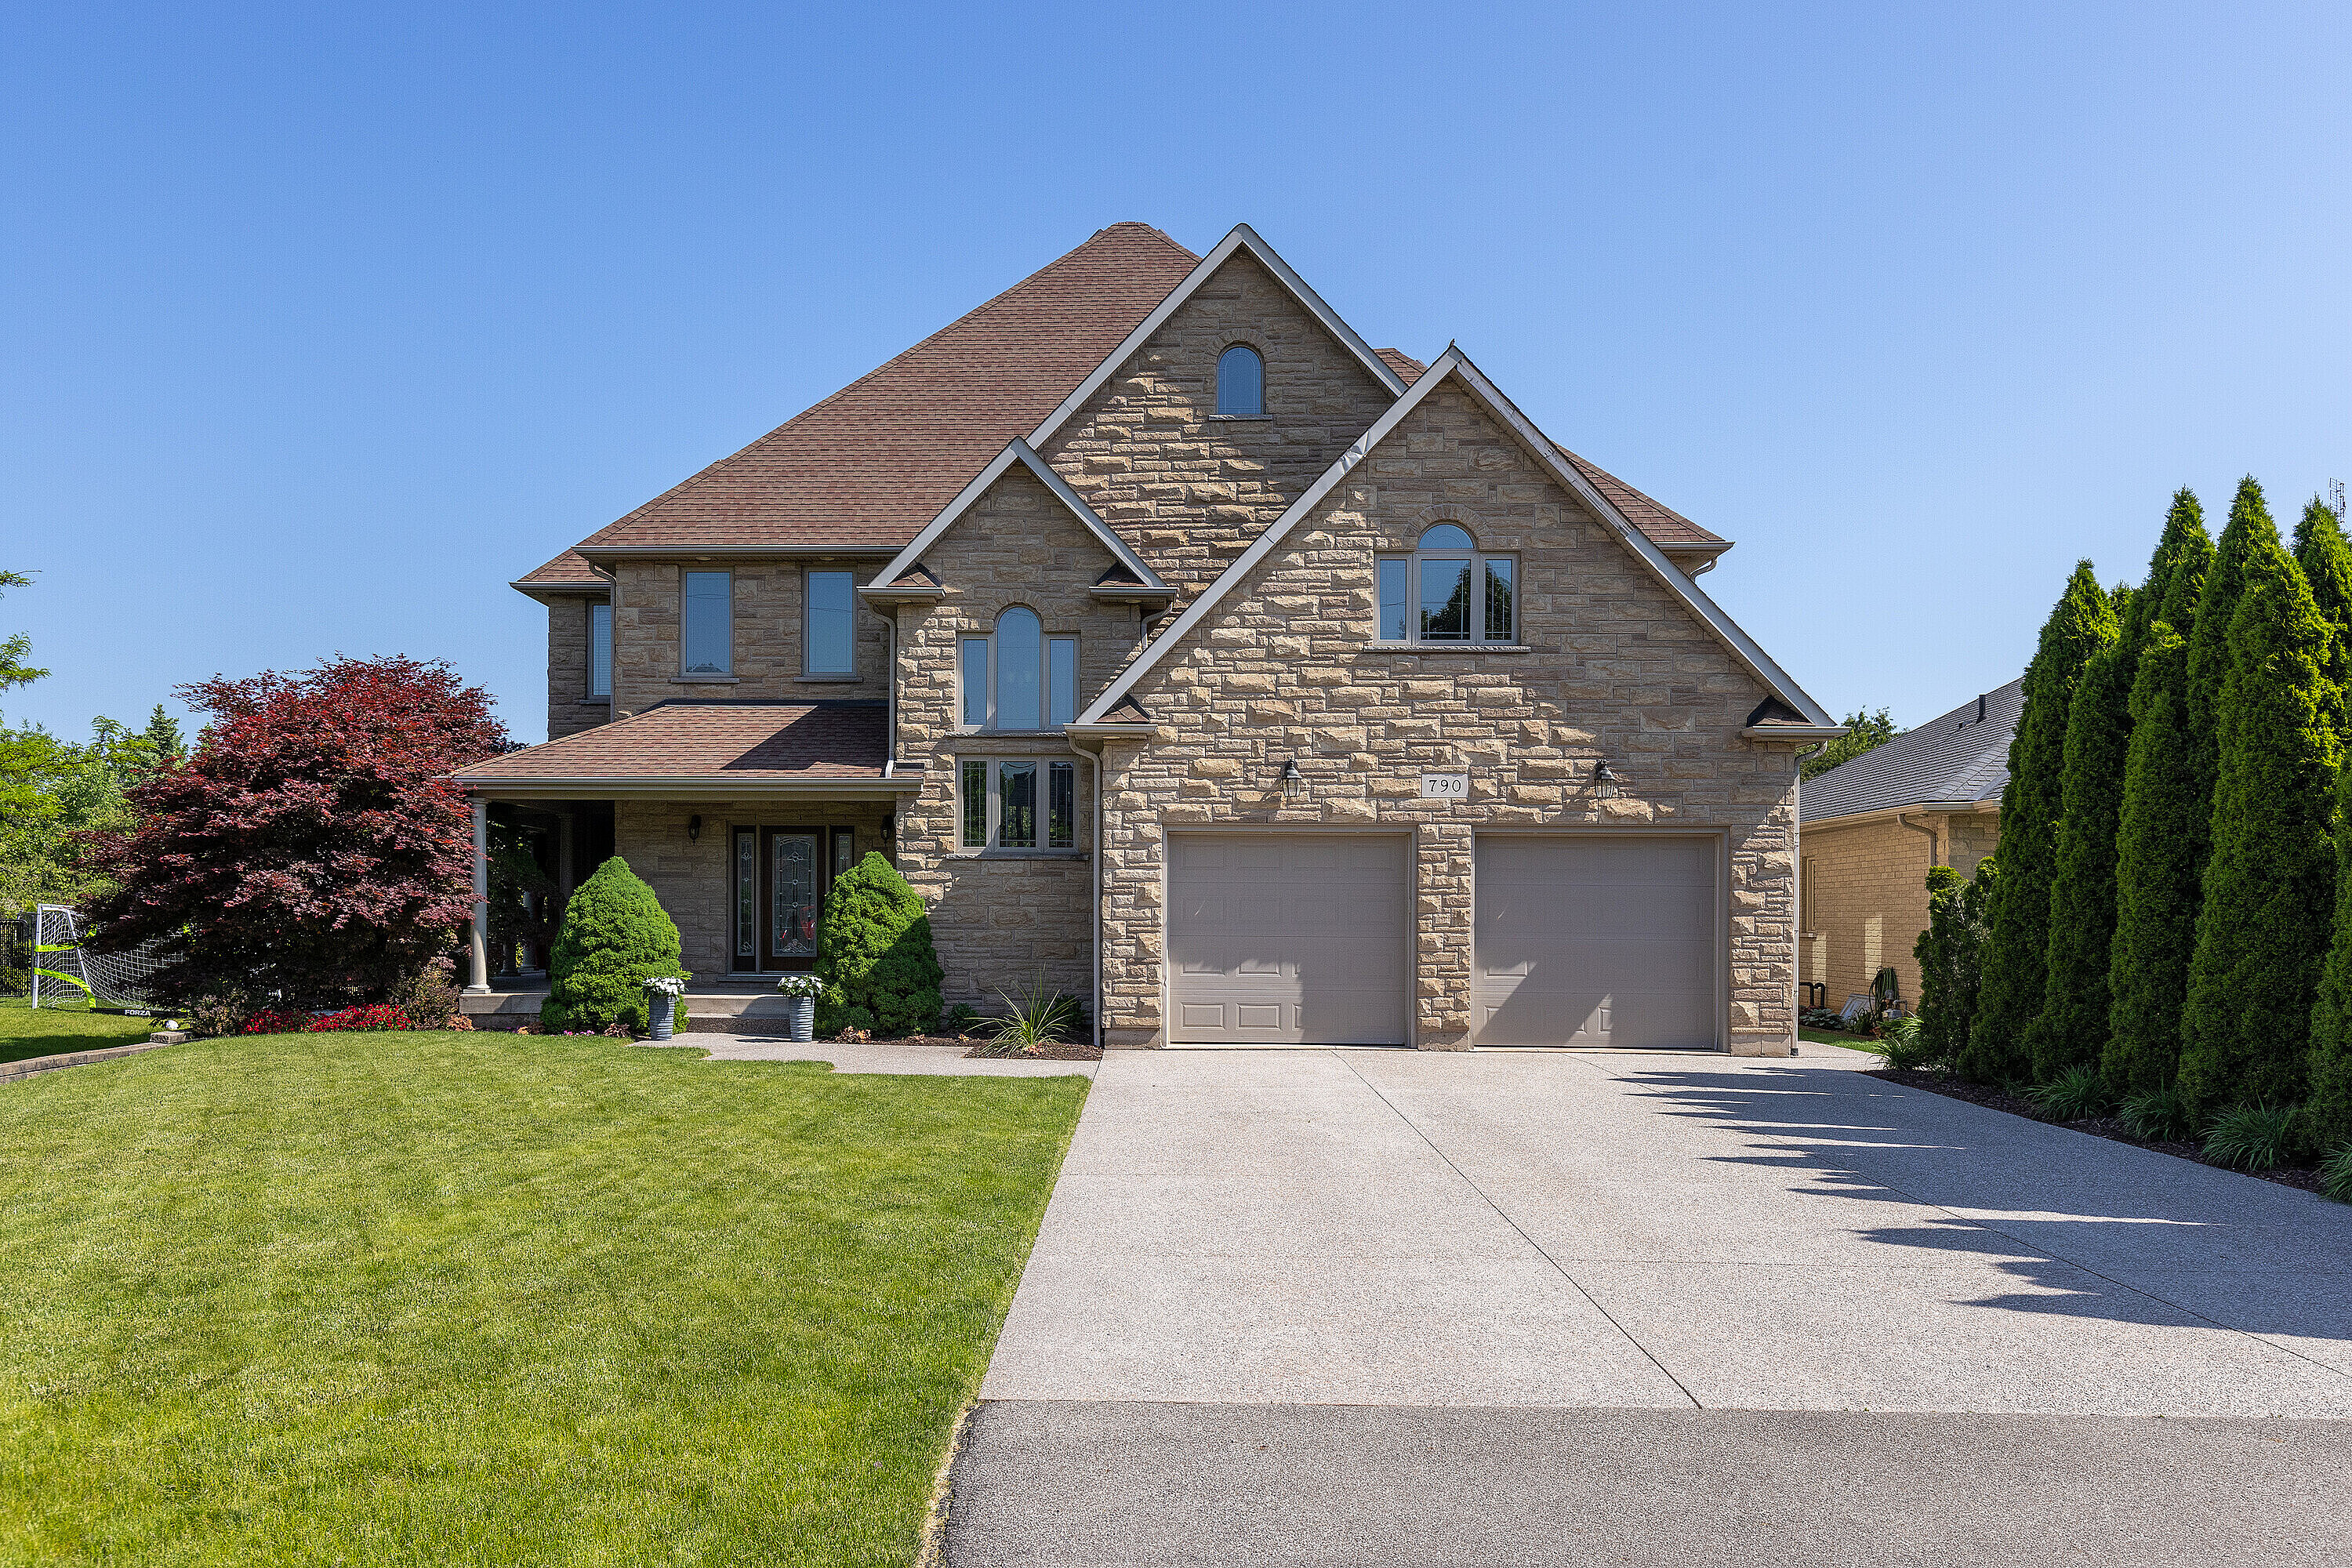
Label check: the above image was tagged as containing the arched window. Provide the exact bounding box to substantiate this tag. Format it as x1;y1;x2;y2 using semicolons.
1376;522;1517;644
1216;344;1264;417
959;608;1078;730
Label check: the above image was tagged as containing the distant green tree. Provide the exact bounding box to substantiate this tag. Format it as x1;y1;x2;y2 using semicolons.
1802;709;1901;780
2294;497;2352;742
2031;497;2204;1080
1914;859;1994;1068
2304;757;2352;1155
2178;495;2342;1122
0;570;43;701
1963;561;2117;1083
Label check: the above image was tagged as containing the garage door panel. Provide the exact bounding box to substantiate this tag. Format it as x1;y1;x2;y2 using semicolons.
1474;836;1718;1050
1169;833;1408;1045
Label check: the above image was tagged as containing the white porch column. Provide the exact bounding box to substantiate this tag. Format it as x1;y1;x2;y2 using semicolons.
466;796;491;993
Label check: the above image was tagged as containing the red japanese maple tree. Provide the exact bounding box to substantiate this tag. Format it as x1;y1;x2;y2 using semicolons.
86;655;507;1007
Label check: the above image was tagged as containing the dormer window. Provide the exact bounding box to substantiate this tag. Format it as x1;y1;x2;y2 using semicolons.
1216;344;1264;417
960;608;1078;730
1377;523;1516;644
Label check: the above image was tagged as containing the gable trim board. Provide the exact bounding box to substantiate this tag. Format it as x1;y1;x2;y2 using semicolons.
1073;345;1837;732
1021;223;1408;456
866;437;1171;597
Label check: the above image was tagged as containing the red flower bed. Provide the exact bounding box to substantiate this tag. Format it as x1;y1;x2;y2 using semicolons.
309;1004;414;1033
238;1010;313;1036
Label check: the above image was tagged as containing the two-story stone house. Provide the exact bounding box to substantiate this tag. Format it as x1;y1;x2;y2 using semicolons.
455;222;1841;1052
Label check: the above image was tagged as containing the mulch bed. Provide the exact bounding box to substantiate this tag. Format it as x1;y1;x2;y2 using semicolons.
1869;1067;2325;1194
958;1040;1103;1061
688;1019;1103;1059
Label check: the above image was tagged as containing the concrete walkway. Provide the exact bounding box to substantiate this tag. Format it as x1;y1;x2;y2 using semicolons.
953;1048;2352;1565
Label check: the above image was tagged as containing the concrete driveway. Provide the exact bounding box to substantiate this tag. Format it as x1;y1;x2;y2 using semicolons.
951;1048;2352;1566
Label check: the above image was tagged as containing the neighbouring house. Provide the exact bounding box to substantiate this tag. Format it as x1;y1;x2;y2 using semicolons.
1797;680;2021;1014
455;222;1842;1051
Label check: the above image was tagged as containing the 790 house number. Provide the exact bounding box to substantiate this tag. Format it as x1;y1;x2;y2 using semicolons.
1418;773;1470;799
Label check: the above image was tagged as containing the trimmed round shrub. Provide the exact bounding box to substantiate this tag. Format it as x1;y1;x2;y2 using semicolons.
539;856;690;1035
814;852;942;1038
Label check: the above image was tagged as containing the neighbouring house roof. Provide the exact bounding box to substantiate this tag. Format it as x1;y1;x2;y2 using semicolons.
452;701;898;790
1076;345;1835;733
517;224;1732;582
1801;678;2025;824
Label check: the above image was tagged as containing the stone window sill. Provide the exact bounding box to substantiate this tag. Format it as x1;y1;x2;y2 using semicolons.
578;697;613;706
796;672;862;684
949;848;1091;860
1367;642;1535;654
1208;413;1273;422
673;674;739;684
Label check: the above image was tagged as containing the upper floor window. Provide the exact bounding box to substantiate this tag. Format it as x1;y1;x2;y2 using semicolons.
682;570;732;675
1216;344;1264;417
587;601;612;699
806;569;855;674
960;608;1077;730
1377;523;1516;644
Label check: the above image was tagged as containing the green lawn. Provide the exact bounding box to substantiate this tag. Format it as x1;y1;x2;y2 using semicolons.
0;1027;1088;1565
0;995;155;1065
1801;1025;1878;1051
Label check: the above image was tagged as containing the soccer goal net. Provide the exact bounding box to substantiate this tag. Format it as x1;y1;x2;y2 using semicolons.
29;905;170;1012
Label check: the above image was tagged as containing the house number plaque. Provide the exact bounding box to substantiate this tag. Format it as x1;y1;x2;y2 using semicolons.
1419;773;1470;800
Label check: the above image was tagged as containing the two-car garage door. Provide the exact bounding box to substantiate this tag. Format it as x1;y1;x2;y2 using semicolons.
1167;830;1719;1049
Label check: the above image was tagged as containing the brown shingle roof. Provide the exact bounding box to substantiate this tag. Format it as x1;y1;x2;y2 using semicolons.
456;702;887;782
572;223;1200;557
515;548;607;588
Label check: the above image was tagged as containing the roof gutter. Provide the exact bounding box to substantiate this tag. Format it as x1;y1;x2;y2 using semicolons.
1742;724;1849;742
452;775;925;800
579;545;901;564
1802;800;1994;832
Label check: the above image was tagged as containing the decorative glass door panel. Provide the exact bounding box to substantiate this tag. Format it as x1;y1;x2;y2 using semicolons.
768;830;819;961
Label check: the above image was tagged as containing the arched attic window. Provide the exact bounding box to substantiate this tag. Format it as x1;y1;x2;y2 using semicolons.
1216;344;1264;417
960;607;1078;730
1376;522;1517;644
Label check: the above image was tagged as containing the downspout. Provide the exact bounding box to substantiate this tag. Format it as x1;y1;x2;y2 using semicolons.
1896;811;1942;866
1069;731;1105;1052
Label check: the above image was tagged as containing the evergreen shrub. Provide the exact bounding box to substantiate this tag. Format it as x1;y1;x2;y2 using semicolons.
539;856;690;1035
813;852;942;1038
2103;625;2207;1094
1913;861;1992;1069
2303;756;2352;1152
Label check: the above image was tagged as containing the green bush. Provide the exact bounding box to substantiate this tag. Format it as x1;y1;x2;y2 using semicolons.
2201;1102;2305;1173
1915;860;1993;1068
539;857;690;1035
813;852;942;1038
2027;1064;2113;1122
1872;1014;1940;1073
2178;488;2341;1123
1965;561;2117;1083
2119;1085;2198;1143
2103;625;2209;1094
2321;1142;2352;1204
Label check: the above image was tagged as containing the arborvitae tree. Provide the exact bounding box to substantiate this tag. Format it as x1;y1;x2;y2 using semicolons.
2304;758;2352;1155
2034;496;2205;1080
2185;479;2263;799
1963;561;2118;1083
2104;625;2206;1093
2294;498;2352;741
2178;504;2343;1121
1914;859;1994;1068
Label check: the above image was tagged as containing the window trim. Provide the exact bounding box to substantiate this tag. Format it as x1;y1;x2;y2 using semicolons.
586;600;612;700
1376;524;1518;646
1214;342;1265;418
680;568;734;677
957;611;1078;731
958;757;1080;852
803;567;857;677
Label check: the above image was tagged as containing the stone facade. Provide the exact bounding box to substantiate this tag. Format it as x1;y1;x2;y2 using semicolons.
888;465;1143;1007
1039;250;1398;595
1091;381;1806;1054
1799;807;1999;1012
609;557;894;718
544;593;612;741
614;797;899;980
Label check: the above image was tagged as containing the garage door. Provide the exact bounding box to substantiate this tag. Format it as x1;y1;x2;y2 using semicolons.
1473;835;1718;1049
1168;833;1409;1044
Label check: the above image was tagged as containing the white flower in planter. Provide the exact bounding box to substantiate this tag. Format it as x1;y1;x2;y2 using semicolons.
774;974;826;998
643;975;687;997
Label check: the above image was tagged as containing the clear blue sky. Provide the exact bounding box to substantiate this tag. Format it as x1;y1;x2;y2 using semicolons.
8;2;2348;742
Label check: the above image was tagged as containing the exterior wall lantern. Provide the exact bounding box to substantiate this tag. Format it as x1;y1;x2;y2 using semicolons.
688;814;702;843
1592;760;1621;800
1279;757;1305;803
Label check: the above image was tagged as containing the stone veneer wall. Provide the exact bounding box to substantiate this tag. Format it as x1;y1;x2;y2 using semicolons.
543;593;612;741
1093;379;1805;1054
613;798;898;981
1037;249;1400;596
890;465;1139;1008
610;557;894;717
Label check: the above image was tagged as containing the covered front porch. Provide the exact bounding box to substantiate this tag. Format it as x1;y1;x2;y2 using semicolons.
450;702;922;1004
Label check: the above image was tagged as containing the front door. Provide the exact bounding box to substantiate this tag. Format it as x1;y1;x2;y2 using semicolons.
764;828;822;970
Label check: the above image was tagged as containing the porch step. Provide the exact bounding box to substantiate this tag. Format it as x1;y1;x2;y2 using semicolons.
460;985;794;1020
